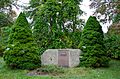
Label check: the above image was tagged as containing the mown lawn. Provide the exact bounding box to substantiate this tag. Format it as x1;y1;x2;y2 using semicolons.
0;57;120;79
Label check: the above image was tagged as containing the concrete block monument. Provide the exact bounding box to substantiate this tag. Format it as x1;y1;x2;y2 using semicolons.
41;49;81;67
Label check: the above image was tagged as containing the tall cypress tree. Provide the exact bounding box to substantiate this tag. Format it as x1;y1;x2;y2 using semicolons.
4;12;40;69
79;16;110;67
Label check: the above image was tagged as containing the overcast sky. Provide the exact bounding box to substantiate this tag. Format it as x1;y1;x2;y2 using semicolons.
14;0;112;33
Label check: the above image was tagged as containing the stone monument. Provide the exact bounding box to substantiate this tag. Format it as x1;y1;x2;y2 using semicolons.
41;49;81;67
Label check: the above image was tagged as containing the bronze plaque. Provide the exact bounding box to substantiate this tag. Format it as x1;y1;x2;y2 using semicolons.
58;50;69;67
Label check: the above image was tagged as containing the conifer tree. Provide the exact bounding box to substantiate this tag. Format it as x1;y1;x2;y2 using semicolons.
4;12;40;69
79;16;110;67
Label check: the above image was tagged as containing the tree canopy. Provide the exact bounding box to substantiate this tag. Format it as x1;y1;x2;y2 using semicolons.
27;0;84;32
90;0;120;23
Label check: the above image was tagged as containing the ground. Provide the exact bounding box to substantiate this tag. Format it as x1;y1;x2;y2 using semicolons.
0;57;120;79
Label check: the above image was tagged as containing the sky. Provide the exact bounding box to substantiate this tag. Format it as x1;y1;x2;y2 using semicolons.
12;0;29;15
14;0;112;33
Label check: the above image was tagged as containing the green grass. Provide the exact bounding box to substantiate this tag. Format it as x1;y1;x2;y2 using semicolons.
0;57;120;79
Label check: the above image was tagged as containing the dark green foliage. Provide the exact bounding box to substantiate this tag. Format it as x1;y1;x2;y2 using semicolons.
0;12;12;28
33;16;81;55
37;65;64;74
28;0;84;32
0;0;12;8
0;12;12;49
79;16;110;67
4;12;40;70
0;18;12;57
66;31;82;48
113;14;120;23
104;34;120;60
0;46;4;57
1;26;11;48
29;0;83;53
34;30;81;55
105;22;120;60
46;32;81;49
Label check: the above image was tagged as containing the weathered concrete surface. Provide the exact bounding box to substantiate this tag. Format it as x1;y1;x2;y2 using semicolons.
41;49;58;65
41;49;81;67
69;49;81;67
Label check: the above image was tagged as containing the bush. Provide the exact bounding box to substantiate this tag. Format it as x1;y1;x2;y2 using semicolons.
4;12;40;70
105;22;120;60
0;26;11;57
104;34;120;60
1;26;11;47
34;31;81;55
37;65;64;74
79;16;110;67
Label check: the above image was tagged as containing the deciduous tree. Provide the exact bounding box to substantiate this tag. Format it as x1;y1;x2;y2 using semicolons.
90;0;120;23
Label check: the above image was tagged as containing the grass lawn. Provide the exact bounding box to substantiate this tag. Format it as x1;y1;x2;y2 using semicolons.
0;57;120;79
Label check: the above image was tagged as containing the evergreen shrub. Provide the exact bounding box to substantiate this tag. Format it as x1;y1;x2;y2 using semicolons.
104;34;120;60
4;12;40;69
79;16;110;67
